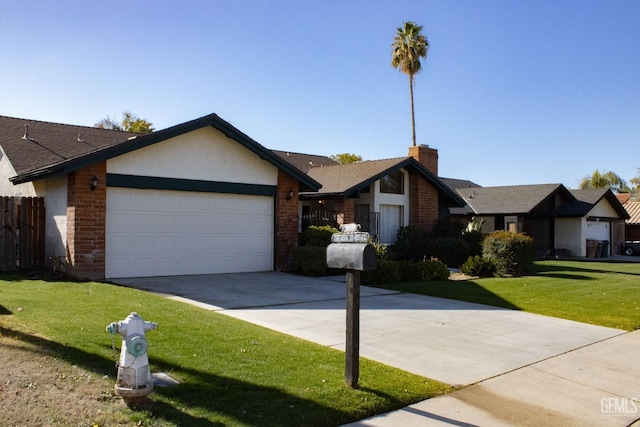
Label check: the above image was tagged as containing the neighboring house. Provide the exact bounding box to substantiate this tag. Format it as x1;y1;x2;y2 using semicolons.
621;200;640;241
448;183;629;257
1;114;463;279
617;193;640;241
274;146;466;244
0;114;320;280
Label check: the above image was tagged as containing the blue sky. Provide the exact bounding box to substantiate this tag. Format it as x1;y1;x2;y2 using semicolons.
1;1;638;188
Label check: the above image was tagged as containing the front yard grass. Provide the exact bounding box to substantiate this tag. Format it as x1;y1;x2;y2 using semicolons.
0;273;450;427
370;260;640;331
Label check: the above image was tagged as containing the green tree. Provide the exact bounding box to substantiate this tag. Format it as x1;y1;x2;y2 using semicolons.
391;21;429;147
330;153;362;164
578;169;630;193
630;168;640;200
95;111;154;134
630;168;640;190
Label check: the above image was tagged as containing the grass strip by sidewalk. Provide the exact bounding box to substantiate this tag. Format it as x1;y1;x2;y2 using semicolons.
0;273;450;427
371;260;640;331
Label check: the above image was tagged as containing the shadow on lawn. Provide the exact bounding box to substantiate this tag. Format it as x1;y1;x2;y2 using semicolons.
0;326;354;427
379;281;520;310
535;261;640;277
0;269;89;283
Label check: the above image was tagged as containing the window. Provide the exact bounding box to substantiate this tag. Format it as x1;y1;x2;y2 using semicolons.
380;171;404;194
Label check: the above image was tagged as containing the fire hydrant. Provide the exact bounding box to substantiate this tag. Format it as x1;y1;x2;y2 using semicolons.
106;312;158;404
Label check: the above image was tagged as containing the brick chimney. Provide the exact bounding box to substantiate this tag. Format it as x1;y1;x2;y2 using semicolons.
408;144;439;232
408;144;438;176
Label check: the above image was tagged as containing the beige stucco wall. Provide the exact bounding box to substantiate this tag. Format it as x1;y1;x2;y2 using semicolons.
588;198;618;218
0;149;67;263
107;127;278;185
0;146;37;197
555;217;583;256
33;177;68;262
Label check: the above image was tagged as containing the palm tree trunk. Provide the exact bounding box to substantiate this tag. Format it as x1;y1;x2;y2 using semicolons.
409;74;416;146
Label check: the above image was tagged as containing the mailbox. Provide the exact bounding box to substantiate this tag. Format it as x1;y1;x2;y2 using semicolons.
326;224;377;271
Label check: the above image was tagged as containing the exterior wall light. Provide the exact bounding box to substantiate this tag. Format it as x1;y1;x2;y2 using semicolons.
91;176;98;191
286;190;294;200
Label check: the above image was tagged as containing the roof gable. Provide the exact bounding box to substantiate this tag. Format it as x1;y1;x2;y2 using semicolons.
569;189;630;220
304;157;409;196
456;184;570;215
454;183;629;220
1;114;320;191
301;157;465;206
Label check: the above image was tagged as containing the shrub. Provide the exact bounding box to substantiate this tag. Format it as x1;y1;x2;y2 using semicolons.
300;225;338;247
291;246;327;276
429;220;465;238
460;255;497;278
390;223;482;267
426;237;471;268
461;230;484;257
389;226;429;261
482;231;535;276
398;260;423;282
362;259;401;285
416;258;450;281
370;240;389;260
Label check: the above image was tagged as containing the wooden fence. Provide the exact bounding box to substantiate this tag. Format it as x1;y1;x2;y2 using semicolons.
0;197;46;271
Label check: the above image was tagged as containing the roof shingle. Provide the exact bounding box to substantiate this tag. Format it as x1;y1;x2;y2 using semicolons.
305;157;410;195
624;201;640;224
0;115;135;177
271;150;337;173
454;184;566;215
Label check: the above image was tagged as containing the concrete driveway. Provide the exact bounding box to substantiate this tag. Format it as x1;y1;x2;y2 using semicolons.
114;272;639;426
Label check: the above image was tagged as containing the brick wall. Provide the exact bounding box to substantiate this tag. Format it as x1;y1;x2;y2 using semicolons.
332;198;355;227
275;170;300;271
66;162;106;280
408;172;439;231
408;145;439;232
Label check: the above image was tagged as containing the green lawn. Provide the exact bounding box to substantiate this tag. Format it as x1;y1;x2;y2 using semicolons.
0;273;449;427
371;260;640;331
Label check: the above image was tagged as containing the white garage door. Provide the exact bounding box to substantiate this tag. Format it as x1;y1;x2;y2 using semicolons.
586;221;610;241
106;188;274;278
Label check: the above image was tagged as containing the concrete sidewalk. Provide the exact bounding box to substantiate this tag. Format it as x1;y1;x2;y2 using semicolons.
346;330;640;426
115;272;639;426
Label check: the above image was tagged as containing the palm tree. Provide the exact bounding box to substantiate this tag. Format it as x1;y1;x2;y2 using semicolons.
391;21;429;146
95;111;154;134
578;169;630;193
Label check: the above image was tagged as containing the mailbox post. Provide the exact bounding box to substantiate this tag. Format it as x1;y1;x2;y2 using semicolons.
326;224;376;388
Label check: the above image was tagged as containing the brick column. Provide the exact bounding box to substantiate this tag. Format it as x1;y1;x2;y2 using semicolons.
409;172;439;232
333;198;355;226
66;162;107;280
275;170;300;271
408;145;439;232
